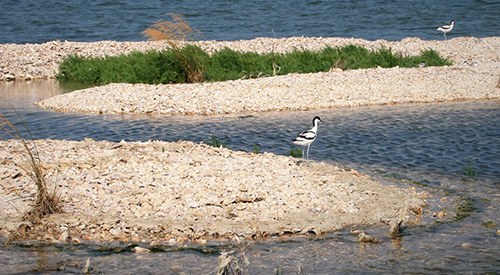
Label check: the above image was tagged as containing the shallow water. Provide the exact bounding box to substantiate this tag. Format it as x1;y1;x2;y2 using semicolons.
1;81;498;181
0;80;499;273
1;0;499;44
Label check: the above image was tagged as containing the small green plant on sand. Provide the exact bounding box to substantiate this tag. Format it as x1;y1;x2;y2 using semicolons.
252;144;260;154
289;147;303;158
207;136;227;148
0;112;62;221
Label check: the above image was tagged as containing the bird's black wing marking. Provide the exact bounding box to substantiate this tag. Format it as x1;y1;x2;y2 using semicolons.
297;130;316;140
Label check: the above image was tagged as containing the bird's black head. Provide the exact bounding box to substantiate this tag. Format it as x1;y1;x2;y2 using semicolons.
313;116;323;124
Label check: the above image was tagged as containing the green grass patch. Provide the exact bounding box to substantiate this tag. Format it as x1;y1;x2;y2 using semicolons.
289;147;303;158
57;45;452;86
206;136;226;148
252;144;261;154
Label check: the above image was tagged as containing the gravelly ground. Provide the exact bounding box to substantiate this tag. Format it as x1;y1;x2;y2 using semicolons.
0;139;426;243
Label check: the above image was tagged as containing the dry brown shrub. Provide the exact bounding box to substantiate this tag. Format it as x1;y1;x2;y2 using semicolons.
142;13;206;83
142;13;201;43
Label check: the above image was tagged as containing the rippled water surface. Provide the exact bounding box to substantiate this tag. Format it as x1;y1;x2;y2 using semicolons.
1;0;499;43
1;81;498;181
0;81;499;273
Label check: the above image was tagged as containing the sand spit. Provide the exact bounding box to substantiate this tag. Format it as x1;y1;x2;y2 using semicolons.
21;36;499;115
0;139;426;243
36;62;499;115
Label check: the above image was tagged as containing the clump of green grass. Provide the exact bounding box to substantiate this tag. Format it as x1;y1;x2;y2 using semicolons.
58;47;209;85
207;136;227;148
57;45;452;86
0;112;62;221
289;147;303;158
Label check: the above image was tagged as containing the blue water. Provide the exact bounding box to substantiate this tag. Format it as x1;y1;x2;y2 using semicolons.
1;0;499;44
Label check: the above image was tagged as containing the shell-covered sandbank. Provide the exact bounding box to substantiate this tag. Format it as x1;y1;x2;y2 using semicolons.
27;36;499;115
36;62;499;115
0;139;427;243
1;36;499;81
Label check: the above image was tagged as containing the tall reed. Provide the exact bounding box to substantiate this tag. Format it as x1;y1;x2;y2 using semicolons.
0;111;62;221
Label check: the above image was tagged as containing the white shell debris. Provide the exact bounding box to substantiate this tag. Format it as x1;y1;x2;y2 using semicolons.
0;139;426;242
0;36;497;115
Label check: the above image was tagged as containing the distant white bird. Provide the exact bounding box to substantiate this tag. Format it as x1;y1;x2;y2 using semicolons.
437;20;455;40
293;116;323;160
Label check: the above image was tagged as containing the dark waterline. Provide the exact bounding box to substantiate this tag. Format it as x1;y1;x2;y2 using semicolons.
1;0;499;44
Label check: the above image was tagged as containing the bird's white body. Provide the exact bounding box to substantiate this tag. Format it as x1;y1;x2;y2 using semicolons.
437;20;455;39
293;116;323;159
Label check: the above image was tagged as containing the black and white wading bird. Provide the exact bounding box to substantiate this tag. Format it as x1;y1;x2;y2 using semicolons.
293;116;323;160
437;20;454;40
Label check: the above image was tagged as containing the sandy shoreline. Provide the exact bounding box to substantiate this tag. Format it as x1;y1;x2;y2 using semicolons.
1;139;426;243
